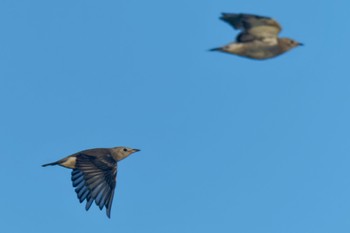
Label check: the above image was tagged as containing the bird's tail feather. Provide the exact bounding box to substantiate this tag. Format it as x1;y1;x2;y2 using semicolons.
209;47;223;52
42;161;59;167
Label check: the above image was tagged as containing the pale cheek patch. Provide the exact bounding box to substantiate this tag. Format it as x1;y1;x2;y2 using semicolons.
60;157;77;169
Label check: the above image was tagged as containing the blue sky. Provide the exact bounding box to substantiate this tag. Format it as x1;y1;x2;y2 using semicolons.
1;0;350;232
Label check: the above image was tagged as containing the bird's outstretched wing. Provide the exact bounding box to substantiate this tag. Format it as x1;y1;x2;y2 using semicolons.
220;13;282;43
71;153;117;218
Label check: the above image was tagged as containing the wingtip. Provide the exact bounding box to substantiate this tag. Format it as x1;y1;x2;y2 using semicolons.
106;209;111;219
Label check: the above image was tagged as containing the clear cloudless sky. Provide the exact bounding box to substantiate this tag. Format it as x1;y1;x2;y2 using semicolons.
1;0;349;232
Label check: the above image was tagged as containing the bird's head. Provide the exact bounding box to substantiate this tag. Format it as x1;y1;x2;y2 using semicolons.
279;38;303;51
112;146;140;161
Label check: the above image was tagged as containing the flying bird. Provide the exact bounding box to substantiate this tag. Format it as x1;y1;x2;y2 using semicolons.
42;146;140;218
210;13;303;60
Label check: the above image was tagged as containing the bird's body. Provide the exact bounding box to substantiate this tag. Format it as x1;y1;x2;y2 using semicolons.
211;13;302;60
42;146;140;218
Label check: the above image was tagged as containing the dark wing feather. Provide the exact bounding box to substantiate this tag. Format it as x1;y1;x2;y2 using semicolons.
220;13;281;43
71;153;117;218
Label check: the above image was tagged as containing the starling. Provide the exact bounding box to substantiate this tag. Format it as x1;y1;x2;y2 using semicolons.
210;13;303;60
42;146;140;218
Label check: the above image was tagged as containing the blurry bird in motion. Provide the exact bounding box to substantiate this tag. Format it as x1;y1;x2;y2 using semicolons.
42;146;140;218
210;13;303;60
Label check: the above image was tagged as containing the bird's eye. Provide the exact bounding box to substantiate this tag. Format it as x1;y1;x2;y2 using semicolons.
123;148;128;152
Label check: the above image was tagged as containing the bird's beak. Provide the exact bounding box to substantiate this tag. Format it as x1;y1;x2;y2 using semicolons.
298;42;304;46
132;149;141;152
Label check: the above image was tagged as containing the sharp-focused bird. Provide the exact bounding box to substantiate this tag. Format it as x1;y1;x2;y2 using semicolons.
210;13;303;60
42;146;140;218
